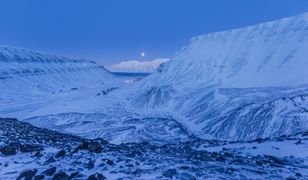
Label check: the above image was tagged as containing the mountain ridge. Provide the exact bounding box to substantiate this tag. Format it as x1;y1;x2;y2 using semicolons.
127;12;308;141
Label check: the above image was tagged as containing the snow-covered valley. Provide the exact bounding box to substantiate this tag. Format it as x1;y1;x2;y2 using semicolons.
1;12;308;179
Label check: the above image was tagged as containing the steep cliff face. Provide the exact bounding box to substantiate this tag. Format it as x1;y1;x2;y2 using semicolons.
128;13;308;141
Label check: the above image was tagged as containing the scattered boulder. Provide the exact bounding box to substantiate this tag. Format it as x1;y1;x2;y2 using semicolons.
52;172;69;180
264;155;286;165
103;159;114;166
85;161;95;169
87;173;106;180
17;169;38;180
295;172;302;177
163;169;177;178
286;176;297;180
69;172;80;179
0;145;17;155
87;141;102;153
34;175;45;180
80;141;90;150
20;144;43;153
45;157;56;164
34;151;42;157
295;140;302;145
55;149;66;158
255;160;263;166
175;172;196;180
42;167;57;176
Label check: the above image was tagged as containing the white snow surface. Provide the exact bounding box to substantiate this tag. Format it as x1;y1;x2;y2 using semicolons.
0;46;191;144
137;13;308;89
2;12;308;144
126;12;308;141
106;58;170;73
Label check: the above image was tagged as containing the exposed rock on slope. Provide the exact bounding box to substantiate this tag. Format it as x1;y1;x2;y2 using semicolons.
1;118;307;179
128;12;308;141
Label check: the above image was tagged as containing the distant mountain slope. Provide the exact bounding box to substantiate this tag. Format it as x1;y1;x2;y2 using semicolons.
107;58;169;73
0;46;191;144
128;12;308;141
0;46;117;104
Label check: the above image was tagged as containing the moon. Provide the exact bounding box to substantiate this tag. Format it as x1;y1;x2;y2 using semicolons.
141;52;145;57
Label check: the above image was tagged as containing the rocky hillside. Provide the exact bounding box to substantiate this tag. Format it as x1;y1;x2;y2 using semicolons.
0;118;307;179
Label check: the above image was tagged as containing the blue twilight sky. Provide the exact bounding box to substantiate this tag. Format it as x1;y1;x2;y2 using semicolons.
0;0;308;65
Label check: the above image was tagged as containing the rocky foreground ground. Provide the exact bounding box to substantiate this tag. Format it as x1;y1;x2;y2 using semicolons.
0;118;307;179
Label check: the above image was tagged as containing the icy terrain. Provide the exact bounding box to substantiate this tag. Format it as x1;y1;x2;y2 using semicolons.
127;12;308;141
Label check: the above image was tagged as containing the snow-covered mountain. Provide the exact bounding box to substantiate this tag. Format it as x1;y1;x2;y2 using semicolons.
128;12;308;141
106;58;169;73
0;46;118;103
2;13;308;145
0;46;189;144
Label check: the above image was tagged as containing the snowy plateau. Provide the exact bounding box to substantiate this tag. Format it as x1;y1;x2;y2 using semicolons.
0;13;308;179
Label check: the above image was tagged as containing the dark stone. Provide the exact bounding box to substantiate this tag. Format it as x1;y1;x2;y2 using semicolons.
215;167;225;173
295;172;302;177
295;140;302;145
180;166;190;170
224;152;234;158
87;173;106;180
42;167;57;176
286;176;297;180
34;151;42;157
69;172;80;179
163;169;177;178
256;160;263;166
85;161;95;169
105;159;114;166
175;172;196;180
55;150;66;158
0;145;17;156
71;146;80;154
79;141;90;150
17;169;38;180
45;157;56;164
264;155;286;165
34;175;45;180
87;142;102;153
20;144;43;153
216;155;226;161
52;172;69;180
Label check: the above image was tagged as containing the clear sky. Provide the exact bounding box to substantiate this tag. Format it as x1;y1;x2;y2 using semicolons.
1;0;308;65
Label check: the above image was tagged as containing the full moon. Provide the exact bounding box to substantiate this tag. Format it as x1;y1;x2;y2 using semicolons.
141;52;145;57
